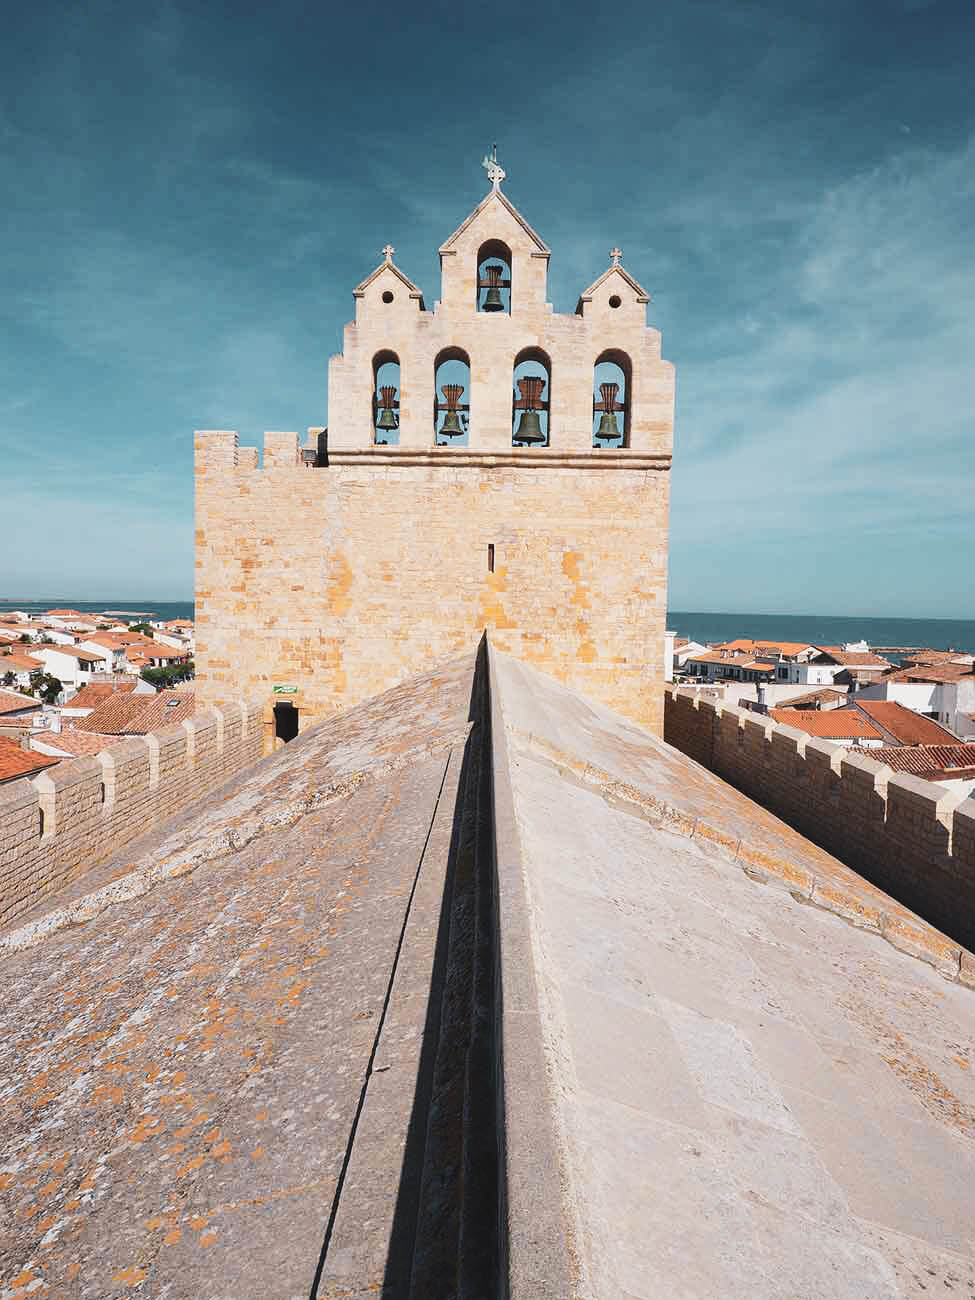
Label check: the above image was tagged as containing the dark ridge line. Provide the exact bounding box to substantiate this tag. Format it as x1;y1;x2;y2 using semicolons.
307;748;454;1300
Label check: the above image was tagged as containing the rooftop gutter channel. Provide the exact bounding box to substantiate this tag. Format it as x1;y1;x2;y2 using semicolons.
486;638;580;1299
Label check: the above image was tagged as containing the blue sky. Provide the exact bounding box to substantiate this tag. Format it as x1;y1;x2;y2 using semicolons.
2;0;972;615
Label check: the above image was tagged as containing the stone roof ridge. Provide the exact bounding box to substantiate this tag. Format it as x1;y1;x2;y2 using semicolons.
352;256;426;307
575;259;650;313
438;186;551;257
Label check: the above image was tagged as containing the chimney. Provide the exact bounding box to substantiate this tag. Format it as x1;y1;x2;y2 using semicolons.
756;682;767;713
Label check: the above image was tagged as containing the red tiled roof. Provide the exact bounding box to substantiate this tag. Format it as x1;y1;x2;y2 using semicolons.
63;681;139;711
0;650;44;672
0;737;59;782
118;691;196;732
713;639;814;657
33;646;104;663
851;701;957;746
77;690;196;735
870;745;975;776
815;650;891;668
769;709;884;740
30;730;128;758
886;663;974;684
688;651;775;670
44;609;83;617
0;690;37;716
782;687;847;708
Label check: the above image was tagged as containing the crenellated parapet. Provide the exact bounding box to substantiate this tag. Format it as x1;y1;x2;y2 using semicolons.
664;686;975;951
0;702;263;930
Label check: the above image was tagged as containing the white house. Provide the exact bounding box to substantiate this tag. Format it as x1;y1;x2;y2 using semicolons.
29;645;110;689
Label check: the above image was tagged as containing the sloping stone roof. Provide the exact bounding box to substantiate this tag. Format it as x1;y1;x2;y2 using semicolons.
1;647;973;1297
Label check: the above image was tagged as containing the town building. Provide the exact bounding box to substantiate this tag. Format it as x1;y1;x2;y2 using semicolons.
195;173;675;736
767;706;886;747
0;736;58;784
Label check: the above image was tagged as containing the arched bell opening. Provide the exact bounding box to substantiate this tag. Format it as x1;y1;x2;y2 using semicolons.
476;239;512;314
372;350;400;445
433;347;471;446
592;350;631;448
512;347;551;447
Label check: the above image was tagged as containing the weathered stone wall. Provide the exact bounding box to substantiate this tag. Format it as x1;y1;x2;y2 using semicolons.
0;703;262;929
195;431;670;734
665;686;975;950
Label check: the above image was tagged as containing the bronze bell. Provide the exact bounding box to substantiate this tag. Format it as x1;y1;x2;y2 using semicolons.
376;384;398;432
595;411;620;440
514;410;544;444
481;264;505;312
513;375;546;444
438;383;466;438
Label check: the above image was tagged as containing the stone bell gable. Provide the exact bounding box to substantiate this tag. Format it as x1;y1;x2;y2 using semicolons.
327;176;674;456
196;156;675;739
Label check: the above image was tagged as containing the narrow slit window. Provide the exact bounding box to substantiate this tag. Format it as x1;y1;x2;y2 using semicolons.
488;544;495;573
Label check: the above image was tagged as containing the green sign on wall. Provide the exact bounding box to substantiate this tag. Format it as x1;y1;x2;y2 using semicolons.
272;684;299;695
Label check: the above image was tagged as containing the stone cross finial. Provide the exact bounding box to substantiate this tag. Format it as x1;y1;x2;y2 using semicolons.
481;143;506;190
382;244;395;263
610;247;622;267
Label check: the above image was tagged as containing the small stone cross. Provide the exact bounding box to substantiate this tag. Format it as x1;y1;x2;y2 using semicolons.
482;143;506;190
610;247;622;267
382;244;395;263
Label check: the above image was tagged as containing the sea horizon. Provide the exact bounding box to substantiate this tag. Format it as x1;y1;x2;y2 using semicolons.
2;597;973;657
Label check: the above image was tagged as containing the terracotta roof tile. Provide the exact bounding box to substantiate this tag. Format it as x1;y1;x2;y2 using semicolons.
0;690;37;716
713;639;814;657
30;730;127;758
0;650;44;672
851;700;957;746
886;663;975;684
119;691;196;732
0;737;59;781
870;745;975;776
815;650;891;667
76;690;196;735
768;708;884;740
64;681;139;711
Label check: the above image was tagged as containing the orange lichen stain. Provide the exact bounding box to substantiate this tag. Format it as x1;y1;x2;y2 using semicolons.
36;1215;56;1232
7;1271;36;1288
953;1055;970;1070
51;1155;70;1173
176;1154;206;1177
577;640;597;663
146;1215;166;1230
251;1145;266;1160
255;1109;269;1123
203;1128;222;1146
211;1140;232;1159
0;1173;14;1190
163;1228;182;1246
67;1263;80;1280
91;1083;124;1106
199;1232;217;1247
188;1214;211;1232
113;1266;148;1286
130;1115;164;1145
165;1143;186;1157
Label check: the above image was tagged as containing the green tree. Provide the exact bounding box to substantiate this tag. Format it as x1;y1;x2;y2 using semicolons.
140;660;195;689
28;671;63;704
129;623;155;637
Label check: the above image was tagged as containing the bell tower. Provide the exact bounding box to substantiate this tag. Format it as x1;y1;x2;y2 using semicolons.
195;150;675;736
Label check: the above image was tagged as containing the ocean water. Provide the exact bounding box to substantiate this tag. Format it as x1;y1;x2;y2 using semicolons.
2;599;972;657
668;611;975;657
0;598;195;622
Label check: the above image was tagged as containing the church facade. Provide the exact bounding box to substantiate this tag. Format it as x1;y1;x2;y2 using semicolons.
194;164;675;742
